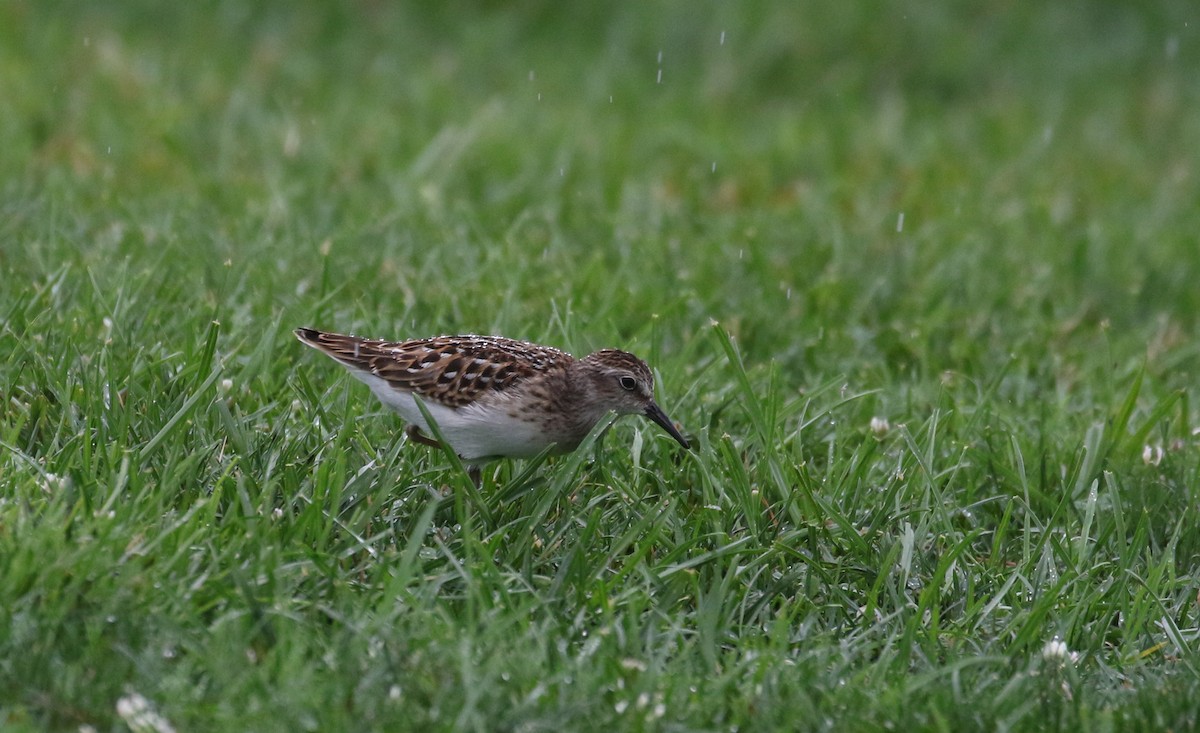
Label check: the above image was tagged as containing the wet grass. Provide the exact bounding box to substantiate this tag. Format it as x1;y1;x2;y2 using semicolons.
2;1;1200;730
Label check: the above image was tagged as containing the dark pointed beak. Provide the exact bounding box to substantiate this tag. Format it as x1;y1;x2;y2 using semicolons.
644;401;690;449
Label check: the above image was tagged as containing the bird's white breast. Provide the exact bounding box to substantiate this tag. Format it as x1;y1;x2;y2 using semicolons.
351;371;561;461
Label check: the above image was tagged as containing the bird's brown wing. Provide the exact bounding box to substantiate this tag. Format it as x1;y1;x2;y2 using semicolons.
295;328;572;407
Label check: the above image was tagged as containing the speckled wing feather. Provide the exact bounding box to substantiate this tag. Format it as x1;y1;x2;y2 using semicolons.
295;328;574;407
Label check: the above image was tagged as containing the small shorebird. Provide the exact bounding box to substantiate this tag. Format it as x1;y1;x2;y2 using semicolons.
295;327;689;481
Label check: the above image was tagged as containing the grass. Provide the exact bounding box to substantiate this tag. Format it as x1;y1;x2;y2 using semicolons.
3;1;1200;730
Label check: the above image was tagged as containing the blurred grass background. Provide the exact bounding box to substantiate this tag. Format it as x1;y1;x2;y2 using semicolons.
2;1;1199;730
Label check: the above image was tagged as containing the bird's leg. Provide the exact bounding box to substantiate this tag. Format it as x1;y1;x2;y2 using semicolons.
405;424;442;449
406;424;480;487
761;493;779;530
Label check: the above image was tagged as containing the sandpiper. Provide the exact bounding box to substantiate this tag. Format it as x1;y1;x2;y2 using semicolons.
295;327;689;480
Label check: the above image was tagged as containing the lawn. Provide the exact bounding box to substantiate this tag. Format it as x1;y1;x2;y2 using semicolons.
3;1;1200;731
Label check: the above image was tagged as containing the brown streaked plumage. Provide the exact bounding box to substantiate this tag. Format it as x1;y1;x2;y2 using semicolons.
296;329;573;408
294;327;689;478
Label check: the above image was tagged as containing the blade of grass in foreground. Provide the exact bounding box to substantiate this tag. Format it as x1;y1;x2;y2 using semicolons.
138;366;223;460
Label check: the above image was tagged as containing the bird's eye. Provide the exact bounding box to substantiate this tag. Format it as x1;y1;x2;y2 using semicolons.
618;376;637;391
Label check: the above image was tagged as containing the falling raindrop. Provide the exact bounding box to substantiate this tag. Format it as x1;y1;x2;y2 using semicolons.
720;31;726;45
657;50;663;64
656;68;662;84
711;162;717;173
896;212;905;232
528;70;535;81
